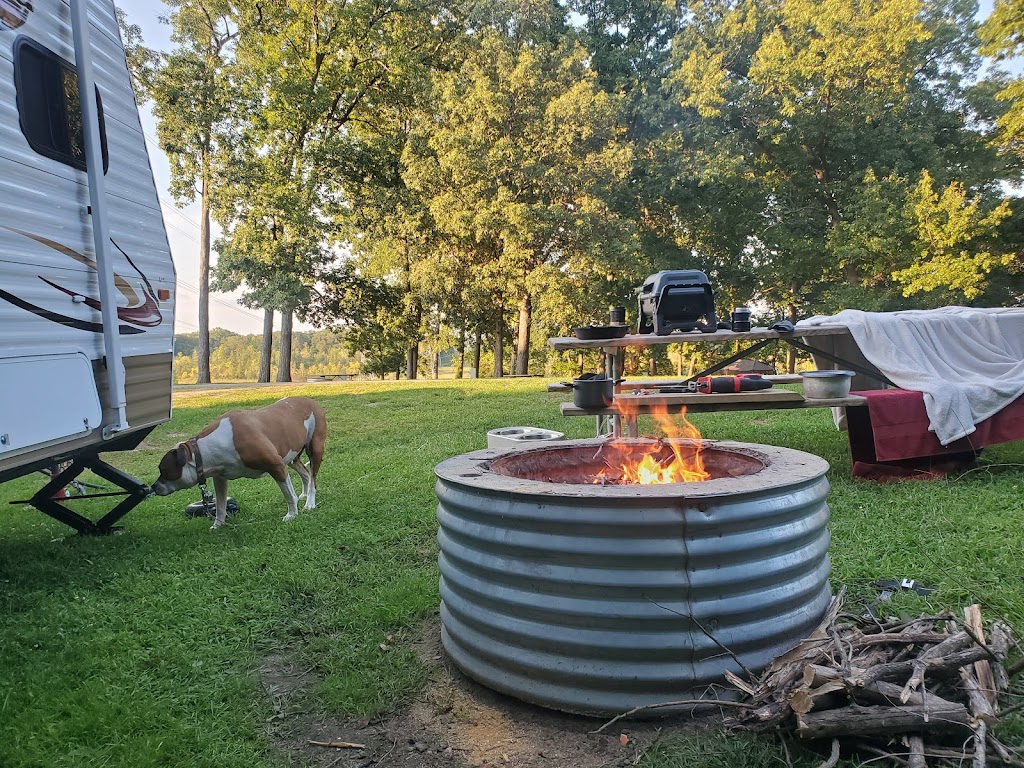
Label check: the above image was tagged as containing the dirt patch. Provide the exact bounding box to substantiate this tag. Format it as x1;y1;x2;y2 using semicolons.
259;618;696;768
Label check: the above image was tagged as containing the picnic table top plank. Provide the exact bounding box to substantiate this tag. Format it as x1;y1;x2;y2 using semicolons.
548;324;851;351
546;374;803;392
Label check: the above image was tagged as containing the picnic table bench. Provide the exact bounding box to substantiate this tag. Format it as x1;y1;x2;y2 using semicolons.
559;390;868;436
306;373;356;382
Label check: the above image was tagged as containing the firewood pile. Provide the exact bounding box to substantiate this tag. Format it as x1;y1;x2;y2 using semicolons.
728;590;1024;767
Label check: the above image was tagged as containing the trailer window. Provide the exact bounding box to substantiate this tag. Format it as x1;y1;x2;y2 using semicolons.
14;37;109;173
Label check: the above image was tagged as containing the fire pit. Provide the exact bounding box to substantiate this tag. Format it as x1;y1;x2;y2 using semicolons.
435;437;832;716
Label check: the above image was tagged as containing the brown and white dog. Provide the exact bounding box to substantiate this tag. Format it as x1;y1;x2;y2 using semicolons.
151;396;327;529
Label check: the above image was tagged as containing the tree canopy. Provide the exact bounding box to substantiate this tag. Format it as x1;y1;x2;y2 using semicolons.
134;0;1024;380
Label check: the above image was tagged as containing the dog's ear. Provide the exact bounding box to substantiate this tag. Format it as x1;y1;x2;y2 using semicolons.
175;442;191;467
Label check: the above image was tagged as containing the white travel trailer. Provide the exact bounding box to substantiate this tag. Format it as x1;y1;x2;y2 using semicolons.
0;0;175;532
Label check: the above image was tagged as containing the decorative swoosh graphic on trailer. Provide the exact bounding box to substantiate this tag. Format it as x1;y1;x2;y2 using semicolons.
0;227;163;333
0;287;145;334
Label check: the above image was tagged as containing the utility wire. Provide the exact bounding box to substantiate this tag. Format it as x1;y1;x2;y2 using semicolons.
174;279;264;322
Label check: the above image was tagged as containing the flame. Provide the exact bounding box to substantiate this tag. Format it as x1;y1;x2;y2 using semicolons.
598;398;709;485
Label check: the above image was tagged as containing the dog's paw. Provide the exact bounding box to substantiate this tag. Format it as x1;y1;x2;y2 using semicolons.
283;512;298;522
303;501;316;511
210;522;222;531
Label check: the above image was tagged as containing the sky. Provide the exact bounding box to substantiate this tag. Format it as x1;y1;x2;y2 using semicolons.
116;0;1011;335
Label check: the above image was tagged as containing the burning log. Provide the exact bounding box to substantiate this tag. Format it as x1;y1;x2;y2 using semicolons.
724;598;1022;767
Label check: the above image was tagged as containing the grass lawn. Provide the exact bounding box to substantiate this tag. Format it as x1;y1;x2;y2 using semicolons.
1;378;1023;767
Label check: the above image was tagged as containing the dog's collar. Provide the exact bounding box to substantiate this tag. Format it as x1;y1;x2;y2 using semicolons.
188;438;206;485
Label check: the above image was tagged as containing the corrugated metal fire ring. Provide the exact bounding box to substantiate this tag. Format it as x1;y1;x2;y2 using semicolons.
435;438;831;717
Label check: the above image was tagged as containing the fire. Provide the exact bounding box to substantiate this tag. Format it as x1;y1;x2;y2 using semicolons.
595;398;709;485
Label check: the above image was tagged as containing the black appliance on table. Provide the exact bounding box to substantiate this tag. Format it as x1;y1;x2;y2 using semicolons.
636;270;717;335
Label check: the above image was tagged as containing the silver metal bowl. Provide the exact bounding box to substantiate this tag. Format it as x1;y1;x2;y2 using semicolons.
801;370;855;399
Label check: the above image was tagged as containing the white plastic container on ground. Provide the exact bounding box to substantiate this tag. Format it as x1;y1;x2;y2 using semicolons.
486;427;565;449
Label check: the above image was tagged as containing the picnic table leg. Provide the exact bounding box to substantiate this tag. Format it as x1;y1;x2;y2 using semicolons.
604;345;622;437
782;337;894;386
685;338;774;382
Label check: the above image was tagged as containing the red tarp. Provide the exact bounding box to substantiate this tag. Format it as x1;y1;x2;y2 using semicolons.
846;388;1024;481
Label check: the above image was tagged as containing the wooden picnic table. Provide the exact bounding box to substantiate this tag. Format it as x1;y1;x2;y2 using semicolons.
548;324;881;436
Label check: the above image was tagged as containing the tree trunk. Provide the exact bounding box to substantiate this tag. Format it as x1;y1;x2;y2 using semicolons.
472;326;482;378
433;351;440;379
258;309;273;383
404;249;419;380
455;328;466;379
493;311;504;378
786;303;798;374
406;344;419;380
197;169;212;384
514;293;531;376
276;308;293;382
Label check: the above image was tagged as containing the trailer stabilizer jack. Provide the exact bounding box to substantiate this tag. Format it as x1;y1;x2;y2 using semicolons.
11;455;150;534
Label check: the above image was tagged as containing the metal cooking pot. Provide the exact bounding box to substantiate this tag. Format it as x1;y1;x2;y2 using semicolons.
562;374;618;408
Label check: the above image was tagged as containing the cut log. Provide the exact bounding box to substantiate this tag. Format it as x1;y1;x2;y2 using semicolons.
960;664;997;723
900;630;972;703
990;622;1013;694
972;718;987;768
747;699;792;727
795;703;972;739
965;605;998;708
861;645;991;687
906;735;927;768
852;632;952;649
802;663;951;709
788;680;845;714
860;679;953;710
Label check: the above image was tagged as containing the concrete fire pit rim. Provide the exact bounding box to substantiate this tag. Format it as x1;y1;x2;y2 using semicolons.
435;438;830;498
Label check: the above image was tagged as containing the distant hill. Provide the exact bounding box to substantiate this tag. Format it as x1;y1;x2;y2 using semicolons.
173;328;359;383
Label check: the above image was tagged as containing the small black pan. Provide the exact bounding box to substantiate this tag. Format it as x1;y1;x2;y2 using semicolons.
573;325;629;340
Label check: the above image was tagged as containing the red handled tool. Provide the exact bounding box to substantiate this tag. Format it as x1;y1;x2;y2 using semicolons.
687;375;774;394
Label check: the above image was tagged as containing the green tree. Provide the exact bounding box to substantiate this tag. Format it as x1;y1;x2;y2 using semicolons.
310;264;413;379
147;0;238;384
664;0;1020;326
895;170;1016;303
214;0;455;382
980;0;1024;156
403;10;636;376
116;7;157;93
